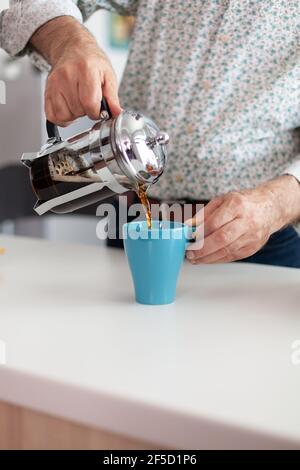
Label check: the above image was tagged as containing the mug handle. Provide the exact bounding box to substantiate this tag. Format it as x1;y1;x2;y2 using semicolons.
186;225;197;241
46;97;112;140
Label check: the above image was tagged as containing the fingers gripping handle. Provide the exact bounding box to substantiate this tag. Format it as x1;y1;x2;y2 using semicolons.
46;98;112;140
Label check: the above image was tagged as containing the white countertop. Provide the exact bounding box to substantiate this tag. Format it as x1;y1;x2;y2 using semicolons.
0;235;300;449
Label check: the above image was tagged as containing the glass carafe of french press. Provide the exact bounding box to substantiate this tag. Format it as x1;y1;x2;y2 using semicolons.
21;99;169;215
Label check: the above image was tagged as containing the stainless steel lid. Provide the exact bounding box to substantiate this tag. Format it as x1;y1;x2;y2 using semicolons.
111;110;169;186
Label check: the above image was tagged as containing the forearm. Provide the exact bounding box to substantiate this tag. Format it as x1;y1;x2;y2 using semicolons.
30;16;98;67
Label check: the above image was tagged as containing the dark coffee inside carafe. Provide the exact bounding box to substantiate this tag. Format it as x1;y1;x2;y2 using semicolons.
29;148;116;213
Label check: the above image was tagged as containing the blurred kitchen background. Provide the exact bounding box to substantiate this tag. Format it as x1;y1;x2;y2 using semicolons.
0;4;130;245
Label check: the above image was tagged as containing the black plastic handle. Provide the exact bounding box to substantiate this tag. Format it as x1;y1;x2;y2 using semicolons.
46;97;112;140
100;97;112;120
46;120;62;141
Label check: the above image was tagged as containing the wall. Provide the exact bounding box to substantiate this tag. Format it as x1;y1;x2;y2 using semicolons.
87;9;128;82
0;0;8;12
0;1;42;168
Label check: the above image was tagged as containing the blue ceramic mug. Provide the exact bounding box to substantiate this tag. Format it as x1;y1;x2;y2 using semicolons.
123;221;192;305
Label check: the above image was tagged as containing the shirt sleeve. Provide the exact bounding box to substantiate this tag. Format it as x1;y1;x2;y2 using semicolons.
283;159;300;183
0;0;138;70
0;1;83;58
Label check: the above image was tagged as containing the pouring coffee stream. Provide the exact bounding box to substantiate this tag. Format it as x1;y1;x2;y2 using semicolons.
138;184;152;229
22;98;169;220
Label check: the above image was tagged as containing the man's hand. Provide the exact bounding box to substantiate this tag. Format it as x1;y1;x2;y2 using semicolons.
30;16;122;126
186;175;300;264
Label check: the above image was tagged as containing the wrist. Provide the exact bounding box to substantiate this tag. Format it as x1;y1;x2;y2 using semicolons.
265;175;300;231
30;16;98;67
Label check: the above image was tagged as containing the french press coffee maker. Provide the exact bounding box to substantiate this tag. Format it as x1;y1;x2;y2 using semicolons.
21;99;169;215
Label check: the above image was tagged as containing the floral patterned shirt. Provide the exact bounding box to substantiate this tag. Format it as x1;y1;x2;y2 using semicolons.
1;0;300;201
